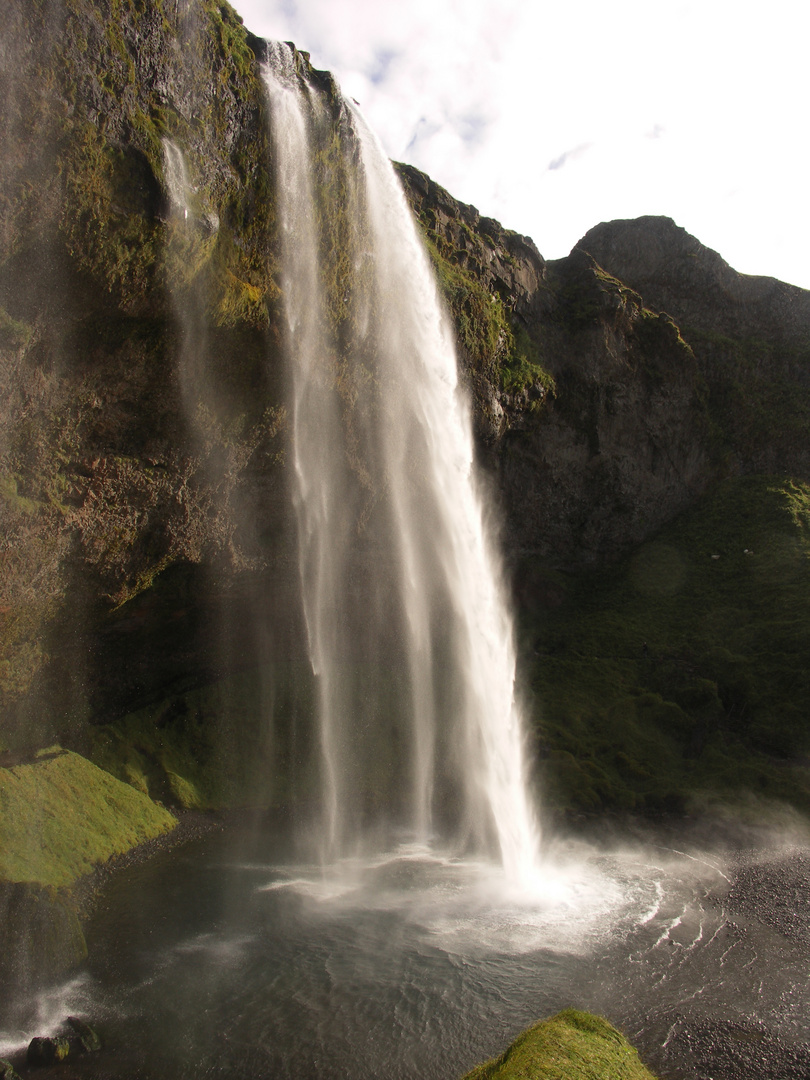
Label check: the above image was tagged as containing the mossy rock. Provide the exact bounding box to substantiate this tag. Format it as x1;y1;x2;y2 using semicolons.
461;1010;657;1079
0;880;87;988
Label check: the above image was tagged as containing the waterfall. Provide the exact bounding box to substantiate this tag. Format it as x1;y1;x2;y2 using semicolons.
162;138;192;220
263;43;540;882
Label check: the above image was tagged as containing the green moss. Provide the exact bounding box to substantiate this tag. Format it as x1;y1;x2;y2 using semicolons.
501;322;557;401
407;190;554;407
210;243;275;329
60;123;163;303
422;231;511;373
0;476;41;515
0;306;32;349
525;475;810;820
461;1010;657;1080
0;750;176;887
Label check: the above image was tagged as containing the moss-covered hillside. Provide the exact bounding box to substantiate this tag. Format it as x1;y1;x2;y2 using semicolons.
524;475;810;823
0;748;175;886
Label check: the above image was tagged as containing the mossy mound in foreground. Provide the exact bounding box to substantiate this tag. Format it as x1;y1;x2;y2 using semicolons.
0;748;176;887
461;1010;656;1079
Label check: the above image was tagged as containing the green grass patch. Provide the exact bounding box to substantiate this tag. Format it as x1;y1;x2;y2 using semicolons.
0;749;176;887
525;475;810;820
0;475;41;515
461;1010;657;1079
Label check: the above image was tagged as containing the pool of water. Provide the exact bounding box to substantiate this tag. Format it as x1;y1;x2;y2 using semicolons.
2;828;810;1079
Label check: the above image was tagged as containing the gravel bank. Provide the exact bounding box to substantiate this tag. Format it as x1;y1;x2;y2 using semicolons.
658;846;810;1080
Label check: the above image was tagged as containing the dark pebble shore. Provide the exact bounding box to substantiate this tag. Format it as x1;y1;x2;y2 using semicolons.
656;846;810;1080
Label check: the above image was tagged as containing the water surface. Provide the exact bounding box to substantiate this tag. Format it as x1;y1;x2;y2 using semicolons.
4;828;809;1078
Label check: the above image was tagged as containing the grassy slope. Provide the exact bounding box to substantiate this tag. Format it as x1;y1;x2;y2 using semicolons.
524;474;810;821
461;1010;657;1080
0;749;176;886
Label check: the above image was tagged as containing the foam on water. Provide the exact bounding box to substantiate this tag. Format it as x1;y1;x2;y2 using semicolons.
254;844;677;959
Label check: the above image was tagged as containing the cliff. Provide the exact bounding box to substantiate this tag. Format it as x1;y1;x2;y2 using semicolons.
398;171;810;819
0;0;294;754
398;170;810;571
1;0;810;865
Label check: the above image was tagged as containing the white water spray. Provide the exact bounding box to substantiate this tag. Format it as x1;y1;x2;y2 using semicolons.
263;43;540;883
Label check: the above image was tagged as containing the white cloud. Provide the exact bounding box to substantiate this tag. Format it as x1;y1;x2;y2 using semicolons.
234;0;810;289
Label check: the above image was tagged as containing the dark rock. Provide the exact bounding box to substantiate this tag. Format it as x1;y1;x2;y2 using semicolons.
66;1016;102;1053
576;215;810;345
0;1060;22;1080
26;1036;71;1066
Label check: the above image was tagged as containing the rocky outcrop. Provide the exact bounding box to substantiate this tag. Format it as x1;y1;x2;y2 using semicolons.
577;215;810;345
575;216;810;481
396;170;715;567
492;249;711;568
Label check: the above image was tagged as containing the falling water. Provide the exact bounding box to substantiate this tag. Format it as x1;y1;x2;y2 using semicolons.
162;138;192;220
263;43;539;882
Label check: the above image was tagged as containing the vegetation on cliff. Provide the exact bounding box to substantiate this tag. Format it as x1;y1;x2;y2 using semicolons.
396;162;557;430
525;475;810;822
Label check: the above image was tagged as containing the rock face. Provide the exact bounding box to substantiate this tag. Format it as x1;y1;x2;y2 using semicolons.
398;179;810;574
1;0;810;818
0;0;293;752
398;168;713;568
574;217;810;482
577;215;810;346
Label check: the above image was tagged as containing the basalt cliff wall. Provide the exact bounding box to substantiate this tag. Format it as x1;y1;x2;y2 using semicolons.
2;0;810;823
396;167;810;576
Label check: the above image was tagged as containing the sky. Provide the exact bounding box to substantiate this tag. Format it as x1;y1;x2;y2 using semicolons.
232;0;809;290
